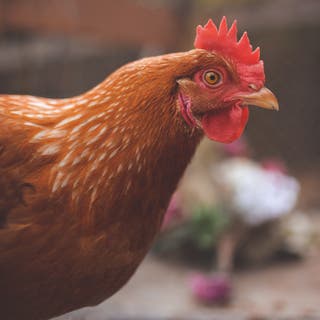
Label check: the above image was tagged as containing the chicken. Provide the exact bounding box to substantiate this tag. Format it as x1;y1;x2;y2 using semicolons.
0;17;278;320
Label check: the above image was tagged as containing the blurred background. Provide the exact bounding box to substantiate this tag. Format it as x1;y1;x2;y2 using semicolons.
0;0;319;319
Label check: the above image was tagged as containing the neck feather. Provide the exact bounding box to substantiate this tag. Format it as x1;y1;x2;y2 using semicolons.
27;52;202;225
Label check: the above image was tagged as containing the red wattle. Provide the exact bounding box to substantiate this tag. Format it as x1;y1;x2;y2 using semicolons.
201;105;249;143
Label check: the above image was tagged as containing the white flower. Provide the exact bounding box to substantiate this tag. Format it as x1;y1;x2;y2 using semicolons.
212;158;300;225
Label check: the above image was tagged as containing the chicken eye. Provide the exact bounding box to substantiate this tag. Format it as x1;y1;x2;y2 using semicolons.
203;70;222;87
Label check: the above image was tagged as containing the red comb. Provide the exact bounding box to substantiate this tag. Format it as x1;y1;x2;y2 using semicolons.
194;16;260;65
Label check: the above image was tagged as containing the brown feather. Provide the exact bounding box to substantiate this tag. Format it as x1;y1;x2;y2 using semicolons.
0;49;226;319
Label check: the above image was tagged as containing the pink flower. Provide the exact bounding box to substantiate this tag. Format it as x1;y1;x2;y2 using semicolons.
261;158;287;174
189;273;232;304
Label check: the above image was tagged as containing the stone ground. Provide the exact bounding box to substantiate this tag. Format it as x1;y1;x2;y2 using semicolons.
57;250;320;320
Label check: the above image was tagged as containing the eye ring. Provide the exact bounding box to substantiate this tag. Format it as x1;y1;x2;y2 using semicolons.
202;70;223;87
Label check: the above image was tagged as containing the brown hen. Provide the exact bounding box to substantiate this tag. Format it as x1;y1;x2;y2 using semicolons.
0;17;278;320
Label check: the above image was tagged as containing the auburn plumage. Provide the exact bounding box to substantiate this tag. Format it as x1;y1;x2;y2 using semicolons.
0;17;278;320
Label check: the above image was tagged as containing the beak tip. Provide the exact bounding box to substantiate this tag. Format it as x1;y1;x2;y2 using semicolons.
240;86;279;112
273;99;280;111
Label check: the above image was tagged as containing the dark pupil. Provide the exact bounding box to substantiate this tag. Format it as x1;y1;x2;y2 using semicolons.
208;72;217;82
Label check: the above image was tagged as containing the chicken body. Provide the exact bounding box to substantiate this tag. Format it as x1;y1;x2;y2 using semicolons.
0;17;278;320
0;51;203;320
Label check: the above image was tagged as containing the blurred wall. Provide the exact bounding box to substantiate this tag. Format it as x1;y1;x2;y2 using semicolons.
0;0;180;48
249;26;320;169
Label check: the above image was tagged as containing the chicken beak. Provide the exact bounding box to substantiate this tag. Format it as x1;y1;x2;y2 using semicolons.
237;87;279;111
